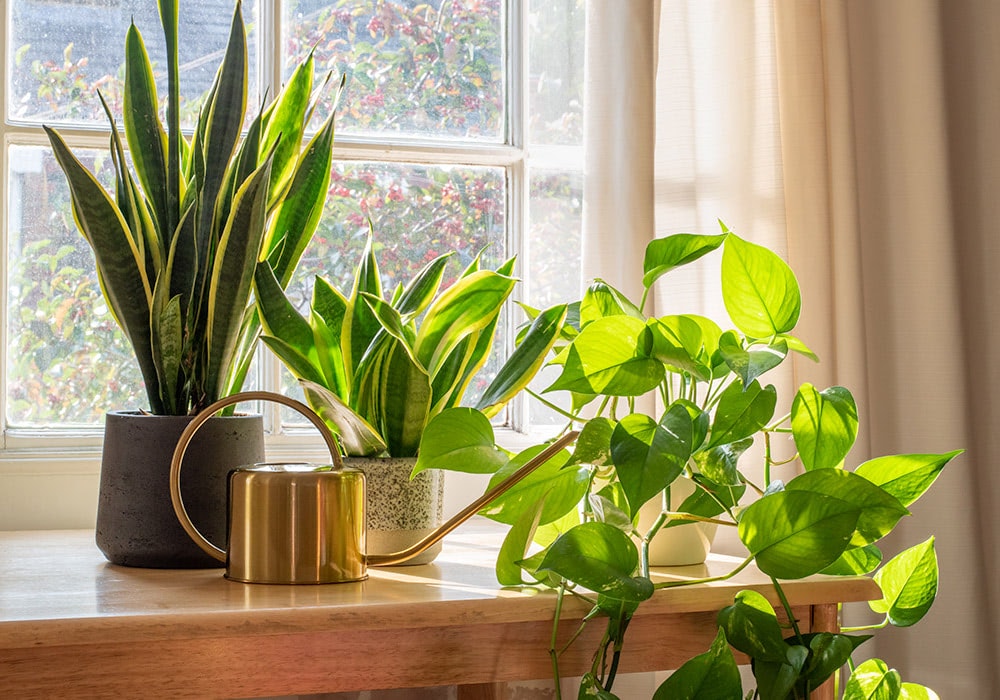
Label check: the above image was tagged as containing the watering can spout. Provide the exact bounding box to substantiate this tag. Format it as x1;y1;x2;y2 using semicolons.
169;391;578;583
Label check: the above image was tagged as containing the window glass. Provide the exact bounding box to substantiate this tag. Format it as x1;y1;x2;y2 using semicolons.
9;0;259;127
528;0;584;146
6;145;145;426
284;0;504;141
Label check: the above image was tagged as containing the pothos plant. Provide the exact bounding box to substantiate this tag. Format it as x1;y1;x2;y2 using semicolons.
254;232;567;457
415;224;960;699
44;0;341;415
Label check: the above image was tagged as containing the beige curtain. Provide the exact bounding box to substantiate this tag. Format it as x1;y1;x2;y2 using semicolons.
583;0;997;696
775;1;999;695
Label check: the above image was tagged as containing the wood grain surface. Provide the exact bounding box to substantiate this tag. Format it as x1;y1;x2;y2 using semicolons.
0;521;878;699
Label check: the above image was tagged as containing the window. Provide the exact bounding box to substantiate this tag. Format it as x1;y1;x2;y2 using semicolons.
2;0;583;452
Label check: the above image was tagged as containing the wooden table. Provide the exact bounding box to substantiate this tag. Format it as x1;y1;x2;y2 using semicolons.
0;522;878;699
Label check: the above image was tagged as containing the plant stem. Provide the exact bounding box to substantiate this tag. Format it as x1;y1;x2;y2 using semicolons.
766;412;791;431
840;618;890;633
663;512;736;527
771;578;805;645
653;554;754;589
526;389;580;422
764;431;773;485
740;473;766;496
641;495;670;578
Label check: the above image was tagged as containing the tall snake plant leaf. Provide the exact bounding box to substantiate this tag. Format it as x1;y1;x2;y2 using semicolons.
152;290;184;415
156;0;181;239
254;261;319;363
264;109;336;285
352;296;432;454
374;339;432;457
43;126;162;412
100;92;160;289
204;151;274;400
260;52;313;207
195;5;247;313
430;332;484;415
123;21;168;241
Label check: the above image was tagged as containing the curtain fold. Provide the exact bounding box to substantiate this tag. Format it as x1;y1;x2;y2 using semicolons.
774;1;998;695
583;0;998;695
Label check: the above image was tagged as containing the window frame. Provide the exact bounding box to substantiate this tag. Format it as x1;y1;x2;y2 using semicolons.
0;0;547;457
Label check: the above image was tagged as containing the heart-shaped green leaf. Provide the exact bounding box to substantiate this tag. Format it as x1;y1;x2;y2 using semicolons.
843;659;902;700
900;683;940;700
785;469;909;546
411;407;506;476
754;646;809;700
642;233;727;289
652;628;742;700
648;315;712;380
870;537;938;627
693;437;753;486
580;278;644;327
801;632;867;687
495;495;548;586
721;233;801;337
546;316;665;397
536;522;653;602
665;475;745;529
611;405;693;515
589;492;634;532
821;544;883;576
718;332;788;388
854;451;961;507
481;444;588;526
739;490;861;579
708;380;777;448
791;384;859;470
716;590;789;663
566;417;616;467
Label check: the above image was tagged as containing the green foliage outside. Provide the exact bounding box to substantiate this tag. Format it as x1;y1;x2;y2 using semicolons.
8;0;583;426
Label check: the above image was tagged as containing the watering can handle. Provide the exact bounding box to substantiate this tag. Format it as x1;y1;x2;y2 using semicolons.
168;391;343;563
365;429;580;567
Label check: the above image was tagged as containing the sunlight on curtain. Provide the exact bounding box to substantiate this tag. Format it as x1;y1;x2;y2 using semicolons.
653;0;791;552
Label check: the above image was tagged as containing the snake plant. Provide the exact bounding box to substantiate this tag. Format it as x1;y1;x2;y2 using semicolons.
43;0;341;415
254;234;567;457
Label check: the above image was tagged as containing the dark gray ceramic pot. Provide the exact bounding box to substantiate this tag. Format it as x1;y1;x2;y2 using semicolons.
96;410;265;568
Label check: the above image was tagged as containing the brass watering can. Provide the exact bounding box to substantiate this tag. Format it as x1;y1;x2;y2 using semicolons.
169;391;577;584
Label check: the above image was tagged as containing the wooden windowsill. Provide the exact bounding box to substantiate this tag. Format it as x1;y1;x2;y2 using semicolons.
0;519;879;698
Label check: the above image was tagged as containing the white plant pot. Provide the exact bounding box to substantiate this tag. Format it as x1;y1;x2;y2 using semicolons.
637;477;717;566
344;457;445;566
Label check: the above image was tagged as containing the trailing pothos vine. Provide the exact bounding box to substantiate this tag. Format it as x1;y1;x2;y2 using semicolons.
416;224;959;699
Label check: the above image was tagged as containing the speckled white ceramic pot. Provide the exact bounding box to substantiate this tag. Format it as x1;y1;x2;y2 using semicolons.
344;457;445;566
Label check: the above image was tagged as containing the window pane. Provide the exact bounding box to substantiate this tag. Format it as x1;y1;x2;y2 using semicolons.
289;161;507;306
528;0;584;146
9;0;258;127
285;0;504;141
280;160;508;427
6;145;145;426
527;168;581;426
